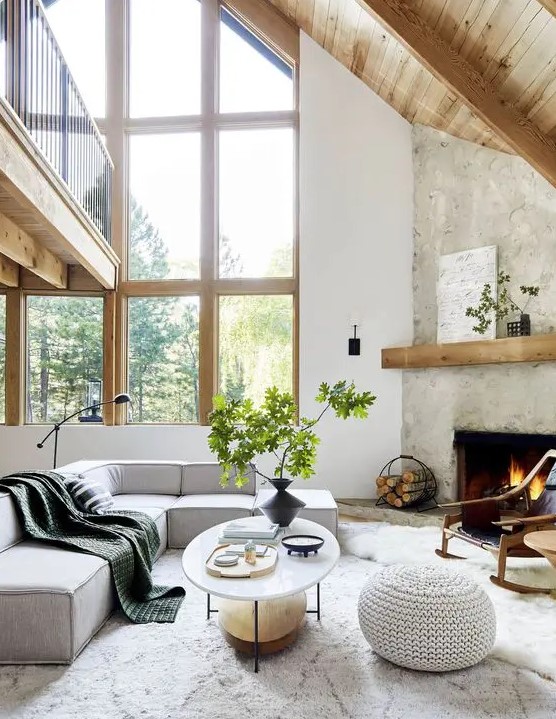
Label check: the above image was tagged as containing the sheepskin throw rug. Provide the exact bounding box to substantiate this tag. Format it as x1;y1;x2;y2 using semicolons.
345;523;556;682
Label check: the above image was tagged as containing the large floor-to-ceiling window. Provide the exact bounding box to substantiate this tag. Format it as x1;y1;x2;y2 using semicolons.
21;0;298;426
117;0;298;424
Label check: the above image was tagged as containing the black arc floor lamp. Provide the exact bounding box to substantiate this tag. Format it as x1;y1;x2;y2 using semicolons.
37;393;132;469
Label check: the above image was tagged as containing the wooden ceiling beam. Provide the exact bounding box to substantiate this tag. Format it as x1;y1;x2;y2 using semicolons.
19;265;103;292
0;252;19;287
537;2;556;19
0;212;67;288
355;0;556;188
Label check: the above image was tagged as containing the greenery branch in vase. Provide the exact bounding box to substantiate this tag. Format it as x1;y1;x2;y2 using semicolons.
208;380;376;526
465;271;540;336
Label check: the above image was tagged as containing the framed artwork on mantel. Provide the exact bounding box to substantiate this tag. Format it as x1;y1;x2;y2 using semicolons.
437;245;497;343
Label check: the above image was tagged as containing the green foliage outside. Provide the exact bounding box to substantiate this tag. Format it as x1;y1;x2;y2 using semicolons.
465;271;540;335
128;296;199;423
219;295;293;406
218;238;294;405
27;296;104;422
113;197;200;423
22;196;294;424
208;380;377;487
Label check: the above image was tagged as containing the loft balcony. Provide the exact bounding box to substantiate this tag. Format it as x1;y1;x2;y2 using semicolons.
0;0;118;290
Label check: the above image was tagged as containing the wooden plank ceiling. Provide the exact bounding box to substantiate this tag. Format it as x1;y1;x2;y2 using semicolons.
270;0;556;154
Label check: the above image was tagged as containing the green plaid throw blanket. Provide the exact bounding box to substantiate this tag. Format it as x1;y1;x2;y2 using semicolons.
0;471;185;623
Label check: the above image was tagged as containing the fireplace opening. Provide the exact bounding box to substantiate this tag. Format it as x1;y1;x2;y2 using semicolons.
454;431;556;505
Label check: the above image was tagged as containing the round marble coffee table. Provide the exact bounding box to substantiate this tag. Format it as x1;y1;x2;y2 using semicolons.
181;517;340;671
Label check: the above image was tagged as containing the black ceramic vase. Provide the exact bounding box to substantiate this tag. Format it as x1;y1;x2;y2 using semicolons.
506;313;531;337
259;478;306;527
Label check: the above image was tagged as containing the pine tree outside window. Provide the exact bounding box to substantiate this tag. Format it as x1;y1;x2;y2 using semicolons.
22;0;298;426
120;0;298;424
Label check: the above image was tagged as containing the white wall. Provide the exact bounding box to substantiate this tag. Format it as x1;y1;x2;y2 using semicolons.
297;33;413;497
0;33;414;498
0;425;213;474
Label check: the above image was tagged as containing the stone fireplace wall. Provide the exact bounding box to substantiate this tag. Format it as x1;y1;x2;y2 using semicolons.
402;125;556;501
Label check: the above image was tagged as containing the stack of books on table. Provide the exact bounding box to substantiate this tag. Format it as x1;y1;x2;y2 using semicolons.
218;518;283;546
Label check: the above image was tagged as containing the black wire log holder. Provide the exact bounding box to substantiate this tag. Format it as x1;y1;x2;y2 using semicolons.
375;454;438;512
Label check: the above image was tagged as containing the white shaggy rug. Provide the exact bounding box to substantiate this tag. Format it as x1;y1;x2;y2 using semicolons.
0;525;555;719
345;524;556;683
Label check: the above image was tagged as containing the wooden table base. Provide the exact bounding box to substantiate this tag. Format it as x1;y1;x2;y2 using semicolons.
217;592;307;656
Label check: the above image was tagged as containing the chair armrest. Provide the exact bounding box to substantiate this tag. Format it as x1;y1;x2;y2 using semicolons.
440;497;499;509
493;514;556;528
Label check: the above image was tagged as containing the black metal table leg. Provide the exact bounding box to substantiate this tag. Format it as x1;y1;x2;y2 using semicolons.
306;583;321;619
207;593;219;620
254;600;259;673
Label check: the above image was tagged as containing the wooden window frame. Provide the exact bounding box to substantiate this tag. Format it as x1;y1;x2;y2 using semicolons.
2;0;298;427
107;0;299;426
3;285;111;426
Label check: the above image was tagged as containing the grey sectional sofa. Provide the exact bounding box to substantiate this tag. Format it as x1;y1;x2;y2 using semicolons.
0;460;338;665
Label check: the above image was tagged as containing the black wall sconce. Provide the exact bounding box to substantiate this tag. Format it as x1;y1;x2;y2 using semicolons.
348;325;360;356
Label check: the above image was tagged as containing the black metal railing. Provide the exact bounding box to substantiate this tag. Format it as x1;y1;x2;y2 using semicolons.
2;0;112;243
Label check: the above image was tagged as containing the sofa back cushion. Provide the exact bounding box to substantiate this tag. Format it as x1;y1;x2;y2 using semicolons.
118;462;183;495
181;462;256;495
58;461;183;496
87;462;183;495
0;491;23;553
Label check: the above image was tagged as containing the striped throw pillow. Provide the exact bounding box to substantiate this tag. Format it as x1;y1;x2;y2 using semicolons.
62;473;114;514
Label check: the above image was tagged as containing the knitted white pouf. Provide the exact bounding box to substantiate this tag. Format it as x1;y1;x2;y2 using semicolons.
358;565;496;672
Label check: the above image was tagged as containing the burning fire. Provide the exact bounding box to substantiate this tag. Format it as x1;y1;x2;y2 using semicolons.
509;456;544;500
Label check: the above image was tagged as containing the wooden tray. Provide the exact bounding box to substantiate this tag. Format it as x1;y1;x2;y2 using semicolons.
205;544;278;578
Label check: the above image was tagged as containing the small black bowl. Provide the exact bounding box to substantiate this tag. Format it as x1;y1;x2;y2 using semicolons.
282;534;324;557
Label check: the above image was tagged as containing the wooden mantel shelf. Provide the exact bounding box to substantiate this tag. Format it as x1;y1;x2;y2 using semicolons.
381;334;556;369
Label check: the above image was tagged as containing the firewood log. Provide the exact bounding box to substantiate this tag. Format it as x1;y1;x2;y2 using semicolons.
400;490;422;503
376;476;388;487
401;470;426;484
395;481;426;495
385;492;398;505
386;475;403;488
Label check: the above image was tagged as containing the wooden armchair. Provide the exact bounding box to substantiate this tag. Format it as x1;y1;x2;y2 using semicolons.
435;449;556;594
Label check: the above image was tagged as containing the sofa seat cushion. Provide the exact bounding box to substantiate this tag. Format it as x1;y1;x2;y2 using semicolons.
167;494;255;548
0;541;113;664
110;494;178;511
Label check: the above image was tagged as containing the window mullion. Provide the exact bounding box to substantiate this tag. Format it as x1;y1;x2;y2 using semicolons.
199;0;219;424
106;0;127;425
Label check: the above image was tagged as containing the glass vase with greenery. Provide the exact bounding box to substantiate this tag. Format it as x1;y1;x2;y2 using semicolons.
208;380;376;488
